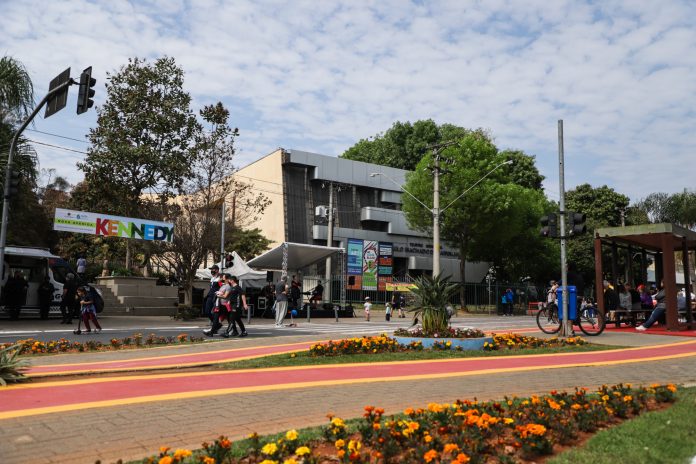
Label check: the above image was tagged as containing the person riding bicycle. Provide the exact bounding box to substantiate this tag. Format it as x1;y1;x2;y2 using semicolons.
546;281;558;308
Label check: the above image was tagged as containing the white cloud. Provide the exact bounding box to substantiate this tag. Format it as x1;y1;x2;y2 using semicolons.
2;0;696;202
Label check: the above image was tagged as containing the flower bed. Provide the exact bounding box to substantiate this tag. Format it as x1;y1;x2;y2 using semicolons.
139;383;678;463
0;333;204;355
483;333;587;351
393;327;486;339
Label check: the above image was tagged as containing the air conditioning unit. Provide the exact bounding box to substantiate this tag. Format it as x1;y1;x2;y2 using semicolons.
315;205;328;218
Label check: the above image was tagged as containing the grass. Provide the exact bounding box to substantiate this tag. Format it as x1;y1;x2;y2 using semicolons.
216;343;619;370
549;387;696;464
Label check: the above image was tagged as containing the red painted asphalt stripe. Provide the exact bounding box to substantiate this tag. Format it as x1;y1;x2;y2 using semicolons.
26;341;317;375
3;340;695;415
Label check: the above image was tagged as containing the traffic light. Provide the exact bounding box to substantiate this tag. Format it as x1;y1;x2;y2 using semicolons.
540;213;558;238
568;211;587;236
6;169;21;199
76;66;96;114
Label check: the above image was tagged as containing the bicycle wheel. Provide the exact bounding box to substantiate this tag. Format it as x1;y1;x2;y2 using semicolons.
577;309;605;336
536;305;561;334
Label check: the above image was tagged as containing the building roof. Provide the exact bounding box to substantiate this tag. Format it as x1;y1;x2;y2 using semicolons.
595;223;696;251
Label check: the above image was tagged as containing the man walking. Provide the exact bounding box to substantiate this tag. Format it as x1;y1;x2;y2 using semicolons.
60;273;78;324
274;275;289;327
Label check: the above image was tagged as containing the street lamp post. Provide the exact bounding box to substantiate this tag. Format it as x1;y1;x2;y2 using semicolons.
370;158;512;277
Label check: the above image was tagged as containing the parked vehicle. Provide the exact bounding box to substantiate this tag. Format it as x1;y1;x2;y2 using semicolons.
1;246;77;318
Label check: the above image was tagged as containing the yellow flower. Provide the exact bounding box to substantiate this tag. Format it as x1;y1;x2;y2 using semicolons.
424;435;433;443
295;446;311;456
424;449;438;462
158;457;172;464
285;429;298;441
202;457;215;464
331;417;345;428
172;449;192;459
283;459;298;464
261;443;278;455
347;440;361;451
571;404;581;410
335;439;345;449
504;418;515;424
259;460;278;464
623;395;633;402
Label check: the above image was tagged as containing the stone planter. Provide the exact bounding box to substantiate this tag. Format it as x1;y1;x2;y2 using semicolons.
394;336;493;350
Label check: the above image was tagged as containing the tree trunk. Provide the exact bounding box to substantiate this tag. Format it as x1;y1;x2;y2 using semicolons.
125;241;131;270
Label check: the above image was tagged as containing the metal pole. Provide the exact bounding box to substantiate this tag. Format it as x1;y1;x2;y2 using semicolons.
432;152;441;277
558;120;571;337
220;201;225;267
324;182;334;304
0;79;73;296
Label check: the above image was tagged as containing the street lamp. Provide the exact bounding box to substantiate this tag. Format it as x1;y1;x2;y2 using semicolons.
370;159;513;277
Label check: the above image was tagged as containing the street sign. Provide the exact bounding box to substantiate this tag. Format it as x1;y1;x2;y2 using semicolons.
44;68;71;118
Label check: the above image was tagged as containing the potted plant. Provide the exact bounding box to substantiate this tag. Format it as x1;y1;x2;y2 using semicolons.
394;275;492;349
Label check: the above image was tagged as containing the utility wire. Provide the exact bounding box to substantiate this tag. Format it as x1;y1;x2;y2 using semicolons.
25;128;89;144
26;139;88;155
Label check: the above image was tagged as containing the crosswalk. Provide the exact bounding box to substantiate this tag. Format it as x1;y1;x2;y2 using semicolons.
260;316;538;337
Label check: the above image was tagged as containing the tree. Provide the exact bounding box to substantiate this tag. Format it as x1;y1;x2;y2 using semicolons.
341;120;469;171
78;57;199;268
635;190;696;229
151;102;270;305
402;130;549;304
225;228;272;261
565;184;631;290
0;56;54;248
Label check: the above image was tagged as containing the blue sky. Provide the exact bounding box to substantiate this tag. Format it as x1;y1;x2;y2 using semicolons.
2;0;696;203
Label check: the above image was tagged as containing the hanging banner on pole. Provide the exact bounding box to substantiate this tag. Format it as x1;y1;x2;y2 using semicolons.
362;240;378;290
347;239;364;275
378;242;393;275
53;208;175;242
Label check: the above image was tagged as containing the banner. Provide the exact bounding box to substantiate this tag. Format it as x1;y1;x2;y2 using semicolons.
385;282;417;292
347;239;364;275
54;208;175;242
362;240;378;290
378;242;393;276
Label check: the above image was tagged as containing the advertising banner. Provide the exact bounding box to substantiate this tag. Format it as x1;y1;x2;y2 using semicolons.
378;241;393;275
54;208;175;242
347;239;364;275
385;282;417;292
362;240;378;290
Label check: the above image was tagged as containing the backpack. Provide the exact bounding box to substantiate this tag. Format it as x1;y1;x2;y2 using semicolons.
87;285;104;313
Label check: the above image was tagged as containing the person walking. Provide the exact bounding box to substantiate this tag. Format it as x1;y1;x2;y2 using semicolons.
76;255;87;281
274;275;289;327
38;276;55;320
222;275;248;337
77;286;102;333
204;264;222;319
4;271;28;320
60;273;78;324
385;302;392;321
504;288;515;316
290;275;301;312
204;273;231;337
363;296;372;321
392;290;405;318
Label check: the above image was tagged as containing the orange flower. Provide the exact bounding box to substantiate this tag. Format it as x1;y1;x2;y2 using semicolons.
158;457;172;464
423;449;438;462
443;443;460;453
454;453;471;463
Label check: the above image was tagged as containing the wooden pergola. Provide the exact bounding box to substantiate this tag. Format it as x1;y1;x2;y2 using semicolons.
594;223;696;331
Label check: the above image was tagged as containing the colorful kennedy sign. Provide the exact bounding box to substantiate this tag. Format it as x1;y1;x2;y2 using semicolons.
54;208;175;242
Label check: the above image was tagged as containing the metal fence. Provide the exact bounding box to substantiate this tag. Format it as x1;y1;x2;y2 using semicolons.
304;274;545;314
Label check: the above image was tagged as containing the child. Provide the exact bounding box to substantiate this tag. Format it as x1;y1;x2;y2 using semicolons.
77;286;102;333
385;302;392;321
364;297;372;322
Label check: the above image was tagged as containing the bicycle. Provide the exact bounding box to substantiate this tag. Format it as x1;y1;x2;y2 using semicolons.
536;302;605;336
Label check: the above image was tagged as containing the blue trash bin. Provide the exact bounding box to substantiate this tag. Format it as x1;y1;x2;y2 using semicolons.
556;286;577;320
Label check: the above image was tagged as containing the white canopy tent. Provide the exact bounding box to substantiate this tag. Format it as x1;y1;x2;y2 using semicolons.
247;242;344;271
196;251;267;288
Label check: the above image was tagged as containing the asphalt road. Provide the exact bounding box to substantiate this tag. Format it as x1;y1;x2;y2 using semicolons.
0;313;538;344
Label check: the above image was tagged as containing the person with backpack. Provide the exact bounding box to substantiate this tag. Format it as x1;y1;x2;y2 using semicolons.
222;275;248;337
77;286;102;333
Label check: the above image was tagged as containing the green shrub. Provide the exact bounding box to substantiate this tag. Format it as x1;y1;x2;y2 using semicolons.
0;343;29;385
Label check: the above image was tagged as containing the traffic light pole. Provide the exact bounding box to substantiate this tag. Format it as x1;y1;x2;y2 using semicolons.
557;120;572;337
0;79;74;293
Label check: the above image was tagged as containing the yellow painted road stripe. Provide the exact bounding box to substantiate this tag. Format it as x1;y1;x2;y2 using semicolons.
2;349;695;420
9;339;696;390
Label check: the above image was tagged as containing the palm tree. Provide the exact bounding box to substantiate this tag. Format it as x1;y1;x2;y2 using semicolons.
0;56;35;124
